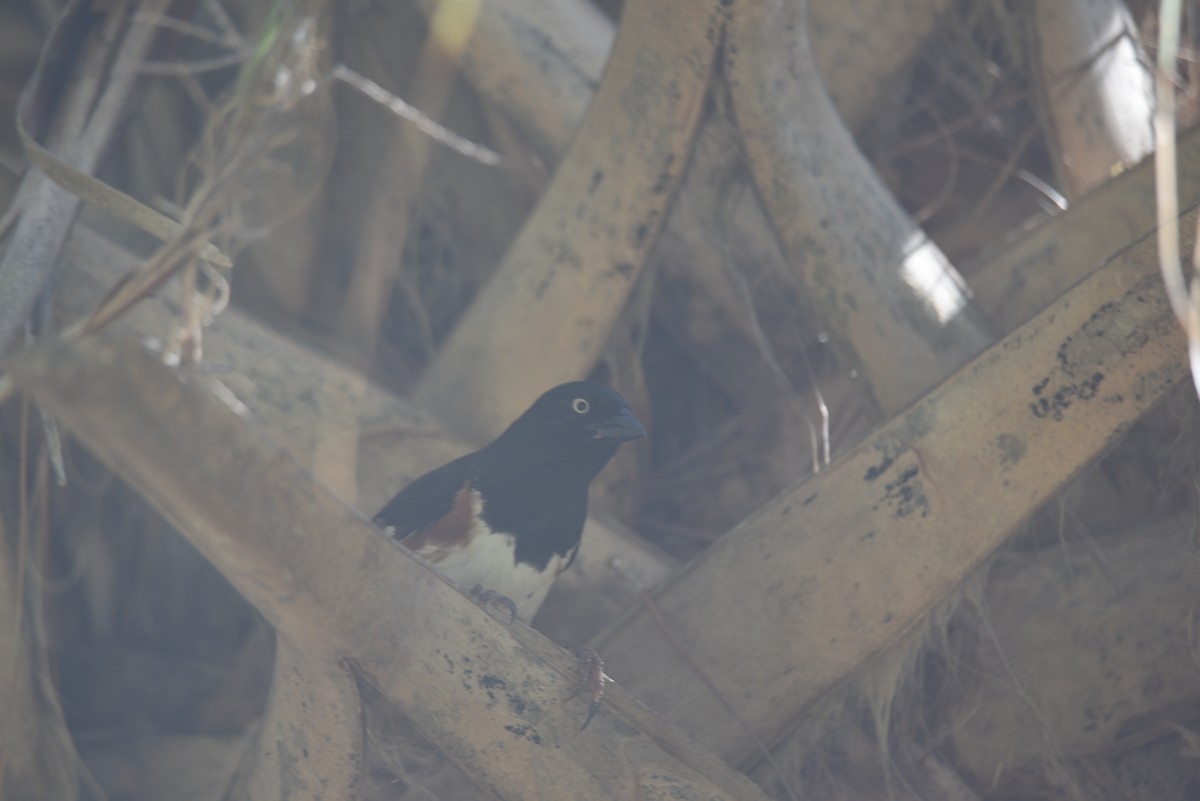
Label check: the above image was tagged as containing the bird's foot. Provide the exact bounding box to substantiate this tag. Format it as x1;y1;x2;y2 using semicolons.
470;584;518;624
568;647;606;730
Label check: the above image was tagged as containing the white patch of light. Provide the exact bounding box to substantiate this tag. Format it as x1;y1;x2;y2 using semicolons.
899;232;972;325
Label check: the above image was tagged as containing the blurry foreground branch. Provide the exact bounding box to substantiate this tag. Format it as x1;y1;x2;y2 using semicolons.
0;1;172;352
5;334;767;801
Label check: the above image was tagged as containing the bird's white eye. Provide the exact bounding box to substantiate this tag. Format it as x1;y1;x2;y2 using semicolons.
572;397;590;414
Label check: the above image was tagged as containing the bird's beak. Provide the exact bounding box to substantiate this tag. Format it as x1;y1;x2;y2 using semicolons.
588;407;647;441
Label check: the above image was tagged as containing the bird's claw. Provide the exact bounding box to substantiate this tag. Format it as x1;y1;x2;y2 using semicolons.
569;647;606;730
470;584;518;624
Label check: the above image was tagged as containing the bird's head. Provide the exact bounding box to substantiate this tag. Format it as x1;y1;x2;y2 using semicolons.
486;381;646;475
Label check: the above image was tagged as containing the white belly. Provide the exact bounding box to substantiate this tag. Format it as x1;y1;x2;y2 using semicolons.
412;489;569;622
430;532;564;622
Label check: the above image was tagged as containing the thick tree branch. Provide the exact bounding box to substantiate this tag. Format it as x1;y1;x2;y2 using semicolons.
595;205;1190;764
413;0;723;442
54;224;675;647
6;333;769;801
420;0;963;417
725;0;993;415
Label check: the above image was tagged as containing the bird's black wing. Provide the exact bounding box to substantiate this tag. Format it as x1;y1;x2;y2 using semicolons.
373;454;473;540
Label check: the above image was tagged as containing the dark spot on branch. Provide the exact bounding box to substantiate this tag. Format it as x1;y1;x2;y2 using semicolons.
864;454;894;482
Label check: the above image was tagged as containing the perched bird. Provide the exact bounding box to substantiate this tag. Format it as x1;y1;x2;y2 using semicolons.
374;381;646;623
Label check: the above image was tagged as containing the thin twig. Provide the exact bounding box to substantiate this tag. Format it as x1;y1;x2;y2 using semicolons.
968;120;1042;221
330;64;503;166
132;9;245;48
1156;0;1187;325
137;50;255;76
908;100;961;225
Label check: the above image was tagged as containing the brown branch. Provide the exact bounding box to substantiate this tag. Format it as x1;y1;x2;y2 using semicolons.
412;0;724;442
419;0;967;418
229;640;364;800
55;223;675;644
410;0;976;533
594;203;1191;764
5;332;769;801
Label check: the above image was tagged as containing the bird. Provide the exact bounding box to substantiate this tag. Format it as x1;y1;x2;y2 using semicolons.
374;381;646;624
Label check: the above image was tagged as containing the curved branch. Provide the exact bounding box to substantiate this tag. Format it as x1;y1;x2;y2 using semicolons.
411;0;964;421
725;0;993;415
807;0;954;130
413;0;724;442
